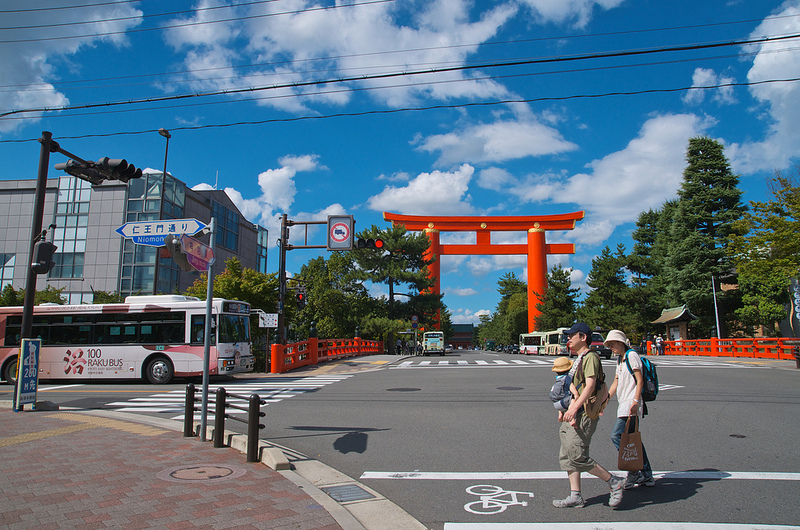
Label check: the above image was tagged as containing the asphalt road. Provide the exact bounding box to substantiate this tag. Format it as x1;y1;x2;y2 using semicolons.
5;349;799;529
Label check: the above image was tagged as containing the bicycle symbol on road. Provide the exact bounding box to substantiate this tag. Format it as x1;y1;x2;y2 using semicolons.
463;484;534;514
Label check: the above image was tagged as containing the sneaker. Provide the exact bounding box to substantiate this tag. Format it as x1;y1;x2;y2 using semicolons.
623;472;641;490
608;476;624;508
552;495;585;508
637;474;656;487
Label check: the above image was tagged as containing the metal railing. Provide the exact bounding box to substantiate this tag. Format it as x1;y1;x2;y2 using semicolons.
183;383;266;462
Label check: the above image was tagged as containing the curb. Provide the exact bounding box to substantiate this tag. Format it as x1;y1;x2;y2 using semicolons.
0;399;426;530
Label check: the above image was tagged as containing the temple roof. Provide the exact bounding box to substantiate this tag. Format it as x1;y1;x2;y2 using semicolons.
651;304;698;324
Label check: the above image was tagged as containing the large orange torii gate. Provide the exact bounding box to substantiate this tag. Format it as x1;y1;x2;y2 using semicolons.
383;211;584;332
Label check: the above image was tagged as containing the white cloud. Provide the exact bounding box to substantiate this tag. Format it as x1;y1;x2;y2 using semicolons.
477;167;516;191
502;113;710;230
0;2;143;135
517;0;625;28
366;163;476;215
447;287;479;296
683;68;736;106
451;308;491;324
198;153;325;233
727;1;800;174
165;0;517;112
415;114;578;166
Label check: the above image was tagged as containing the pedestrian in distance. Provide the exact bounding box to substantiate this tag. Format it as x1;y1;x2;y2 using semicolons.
606;329;656;489
553;322;624;509
656;334;664;356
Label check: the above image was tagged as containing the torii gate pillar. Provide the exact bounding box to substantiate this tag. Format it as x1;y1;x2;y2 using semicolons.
384;212;584;332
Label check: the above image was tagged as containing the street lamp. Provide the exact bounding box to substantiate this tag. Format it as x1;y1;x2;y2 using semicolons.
158;128;171;178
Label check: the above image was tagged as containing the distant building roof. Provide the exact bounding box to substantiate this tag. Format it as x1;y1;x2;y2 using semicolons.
452;324;474;332
651;305;698;325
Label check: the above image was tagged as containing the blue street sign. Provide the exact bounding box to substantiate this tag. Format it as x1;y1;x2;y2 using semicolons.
14;339;40;412
115;219;206;247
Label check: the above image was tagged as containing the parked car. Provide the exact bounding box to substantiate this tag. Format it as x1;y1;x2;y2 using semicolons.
589;332;613;359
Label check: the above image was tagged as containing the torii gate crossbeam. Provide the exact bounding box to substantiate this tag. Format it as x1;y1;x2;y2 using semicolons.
383;212;584;332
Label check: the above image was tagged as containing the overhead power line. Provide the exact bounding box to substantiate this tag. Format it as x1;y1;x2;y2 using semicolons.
2;75;798;144
2;32;798;119
0;0;395;44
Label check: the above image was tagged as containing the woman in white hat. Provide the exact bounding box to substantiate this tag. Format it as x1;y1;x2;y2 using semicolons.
606;329;655;489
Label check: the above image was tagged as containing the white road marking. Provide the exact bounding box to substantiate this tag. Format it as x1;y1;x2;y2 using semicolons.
38;384;85;391
360;470;800;481
444;521;800;530
105;375;353;418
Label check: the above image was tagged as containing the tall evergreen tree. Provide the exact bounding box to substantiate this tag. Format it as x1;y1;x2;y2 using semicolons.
667;137;745;336
578;244;635;331
534;265;579;331
729;170;800;334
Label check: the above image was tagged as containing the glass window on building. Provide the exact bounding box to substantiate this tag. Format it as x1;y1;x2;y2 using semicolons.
0;254;15;290
213;202;239;252
50;177;89;280
256;226;268;273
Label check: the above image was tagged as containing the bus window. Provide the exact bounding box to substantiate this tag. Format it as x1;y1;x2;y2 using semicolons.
191;314;216;344
218;314;249;344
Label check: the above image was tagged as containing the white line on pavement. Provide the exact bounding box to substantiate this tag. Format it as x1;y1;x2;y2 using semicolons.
444;521;800;530
360;470;800;481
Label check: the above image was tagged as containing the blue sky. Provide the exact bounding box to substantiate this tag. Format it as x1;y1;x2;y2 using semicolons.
1;0;799;325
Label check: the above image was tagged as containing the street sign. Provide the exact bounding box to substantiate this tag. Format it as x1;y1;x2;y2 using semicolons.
14;338;40;412
412;315;418;323
327;215;354;251
181;234;215;272
115;218;206;247
259;312;278;328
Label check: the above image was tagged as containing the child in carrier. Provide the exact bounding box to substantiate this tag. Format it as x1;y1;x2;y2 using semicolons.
550;356;577;426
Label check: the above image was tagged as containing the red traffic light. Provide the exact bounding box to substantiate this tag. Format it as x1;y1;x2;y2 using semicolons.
356;238;384;249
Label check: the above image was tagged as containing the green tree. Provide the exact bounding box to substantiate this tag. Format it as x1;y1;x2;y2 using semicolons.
351;224;440;345
186;258;279;371
295;252;373;339
0;285;67;306
478;272;528;345
729;170;800;334
91;290;125;304
534;265;579;331
578;244;635;331
667;137;745;337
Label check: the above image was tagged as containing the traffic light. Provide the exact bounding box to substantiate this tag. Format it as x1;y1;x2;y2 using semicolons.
97;157;143;182
356;238;384;249
31;240;57;274
295;287;306;309
54;160;105;186
163;234;193;271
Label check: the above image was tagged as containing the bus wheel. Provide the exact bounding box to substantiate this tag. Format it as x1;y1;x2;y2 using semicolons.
3;359;17;384
145;357;173;385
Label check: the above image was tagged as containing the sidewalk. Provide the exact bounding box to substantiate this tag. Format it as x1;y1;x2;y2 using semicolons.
0;369;423;530
0;406;351;529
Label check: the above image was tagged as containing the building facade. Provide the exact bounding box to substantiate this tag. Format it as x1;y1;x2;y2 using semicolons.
0;171;268;304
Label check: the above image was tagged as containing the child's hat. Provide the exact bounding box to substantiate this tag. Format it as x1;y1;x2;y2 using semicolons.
552;356;573;372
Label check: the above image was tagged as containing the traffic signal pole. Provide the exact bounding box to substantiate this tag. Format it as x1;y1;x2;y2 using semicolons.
21;132;55;340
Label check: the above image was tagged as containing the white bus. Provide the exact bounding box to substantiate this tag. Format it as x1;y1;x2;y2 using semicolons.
422;331;445;355
0;295;254;385
542;327;570;356
519;332;547;355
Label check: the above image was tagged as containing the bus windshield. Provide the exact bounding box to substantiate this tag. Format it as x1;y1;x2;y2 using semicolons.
219;314;250;344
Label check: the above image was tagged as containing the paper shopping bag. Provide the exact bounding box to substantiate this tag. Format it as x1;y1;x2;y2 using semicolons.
618;416;644;472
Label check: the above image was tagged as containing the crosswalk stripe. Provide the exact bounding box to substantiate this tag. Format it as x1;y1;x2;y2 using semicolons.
105;374;353;419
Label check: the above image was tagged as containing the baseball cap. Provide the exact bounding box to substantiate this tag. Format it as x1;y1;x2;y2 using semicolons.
565;322;591;336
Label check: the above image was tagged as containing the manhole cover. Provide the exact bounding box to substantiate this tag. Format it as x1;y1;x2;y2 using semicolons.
497;386;524;391
387;387;421;392
321;484;376;503
156;464;247;483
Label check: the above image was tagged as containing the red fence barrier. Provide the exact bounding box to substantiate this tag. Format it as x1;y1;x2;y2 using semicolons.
662;337;800;361
270;337;384;374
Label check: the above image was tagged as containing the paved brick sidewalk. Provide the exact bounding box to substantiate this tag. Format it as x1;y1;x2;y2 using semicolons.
0;409;342;529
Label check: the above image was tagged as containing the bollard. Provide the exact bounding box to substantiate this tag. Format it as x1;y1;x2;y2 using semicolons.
214;387;226;448
184;383;196;437
794;346;800;369
246;394;264;462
